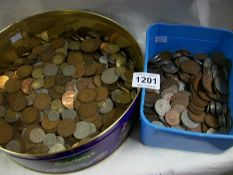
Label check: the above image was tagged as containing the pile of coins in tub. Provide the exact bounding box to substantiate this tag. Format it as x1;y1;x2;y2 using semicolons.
0;28;136;154
144;50;232;134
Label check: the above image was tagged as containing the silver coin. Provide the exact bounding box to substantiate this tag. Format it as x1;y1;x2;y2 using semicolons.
181;110;200;129
89;122;97;135
56;136;65;146
43;133;57;147
34;88;49;94
210;101;216;115
215;101;223;115
214;77;228;95
154;99;171;117
152;120;165;127
48;110;60;121
26;93;36;106
101;68;119;84
73;121;92;140
159;115;166;123
203;58;213;68
48;143;66;153
62;65;76;76
39;111;45;121
0;106;6;118
178;81;185;91
99;98;113;114
29;128;46;144
99;55;108;64
5;140;21;152
62;109;76;120
43;64;59;76
206;128;217;134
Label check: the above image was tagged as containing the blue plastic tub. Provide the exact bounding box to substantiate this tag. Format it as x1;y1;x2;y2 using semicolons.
140;23;233;153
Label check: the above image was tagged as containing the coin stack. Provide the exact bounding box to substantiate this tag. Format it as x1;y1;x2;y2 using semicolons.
144;50;232;134
0;28;136;154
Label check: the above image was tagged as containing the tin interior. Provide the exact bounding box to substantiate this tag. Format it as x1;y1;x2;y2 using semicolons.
0;10;143;158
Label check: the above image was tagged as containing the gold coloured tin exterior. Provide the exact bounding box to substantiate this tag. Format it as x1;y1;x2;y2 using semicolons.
0;10;143;173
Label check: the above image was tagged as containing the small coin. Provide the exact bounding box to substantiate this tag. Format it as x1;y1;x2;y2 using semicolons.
62;65;76;76
56;136;65;145
73;121;92;139
77;88;96;103
48;143;66;153
111;89;131;104
62;91;77;109
41;116;60;132
29;128;46;144
32;67;44;79
43;64;59;76
99;98;113;114
0;121;14;144
52;53;65;65
5;78;21;93
101;68;118;84
78;102;97;118
57;119;76;137
42;133;57;147
20;107;39;124
48;110;60;121
165;109;180;126
67;51;83;65
154;99;171;117
62;109;76;120
33;93;51;110
89;122;97;135
31;78;44;90
16;65;33;79
181;110;200;129
51;99;63;111
95;87;108;102
21;78;33;94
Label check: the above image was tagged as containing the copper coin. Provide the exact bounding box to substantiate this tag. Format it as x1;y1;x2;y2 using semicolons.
180;60;201;74
201;122;209;132
62;91;77;109
16;65;32;79
92;115;103;130
20;107;39;124
202;74;213;93
95;63;105;75
33;93;51;110
144;92;160;108
43;76;55;89
80;113;99;122
73;64;85;78
84;64;96;76
21;78;33;94
95;87;108;102
57;119;76;137
75;78;90;91
41;116;60;132
187;110;204;123
40;48;55;62
10;91;27;112
50;38;65;49
93;74;102;87
0;121;14;144
78;102;97;119
204;114;220;128
77;88;96;103
80;38;99;53
67;51;83;65
165;109;180;126
198;91;212;102
65;81;75;92
5;78;21;93
161;78;179;91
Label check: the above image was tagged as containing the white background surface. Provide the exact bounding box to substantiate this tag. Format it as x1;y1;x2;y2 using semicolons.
0;0;233;174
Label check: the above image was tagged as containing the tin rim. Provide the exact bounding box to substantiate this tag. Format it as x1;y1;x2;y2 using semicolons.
0;9;143;158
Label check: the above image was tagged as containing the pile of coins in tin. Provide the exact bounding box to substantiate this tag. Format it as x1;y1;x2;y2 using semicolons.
0;28;136;154
144;50;232;134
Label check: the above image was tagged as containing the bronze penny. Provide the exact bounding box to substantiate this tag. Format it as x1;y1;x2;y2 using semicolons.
21;78;33;94
50;38;65;49
188;110;204;123
93;74;102;87
80;38;99;53
53;85;65;94
189;95;207;109
198;91;212;102
144;91;160;108
67;51;83;65
161;78;179;91
5;78;21;93
76;78;90;91
20;107;39;125
201;122;209;132
95;63;105;75
41;116;60;132
40;48;55;62
191;93;208;106
80;113;99;122
202;74;213;93
15;65;32;79
95;87;108;102
73;98;81;110
84;64;96;76
192;74;202;92
77;88;96;103
92;115;103;130
10;91;27;112
55;73;71;86
0;120;14;144
204;114;220;128
57;119;76;137
78;102;97;119
165;109;180;126
43;76;55;89
62;91;76;109
32;45;45;56
33;93;51;110
188;103;204;115
73;64;85;78
48;88;62;100
180;60;201;75
178;71;191;83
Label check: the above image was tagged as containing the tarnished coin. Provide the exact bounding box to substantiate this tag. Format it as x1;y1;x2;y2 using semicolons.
67;51;83;65
84;64;96;76
57;119;76;137
16;65;32;79
154;99;171;116
101;68;118;84
181;110;200;129
52;53;65;65
43;64;59;76
77;88;96;103
48;110;60;121
5;139;22;153
93;75;102;87
31;78;44;90
62;91;77;109
28;144;48;154
188;110;205;123
5;109;20;123
50;38;65;49
0;75;9;92
80;38;99;53
62;109;76;120
73;121;92;139
48;143;66;153
73;64;85;78
0;121;14;144
32;67;44;79
5;78;21;93
180;60;201;74
89;122;97;135
165;109;180;126
56;136;65;145
79;102;97;118
62;65;76;76
29;128;46;144
42;133;57;147
41;116;60;132
20;107;39;124
33;93;51;110
51;99;63;111
111;89;131;104
99;98;113;114
95;87;108;102
101;43;120;54
214;77;228;95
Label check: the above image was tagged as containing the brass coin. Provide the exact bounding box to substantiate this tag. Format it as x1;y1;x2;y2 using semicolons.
32;67;44;79
33;93;51;110
67;51;83;65
31;78;44;90
5;78;21;93
51;99;63;111
77;88;96;103
20;107;39;124
111;89;131;104
15;65;32;79
57;119;76;137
